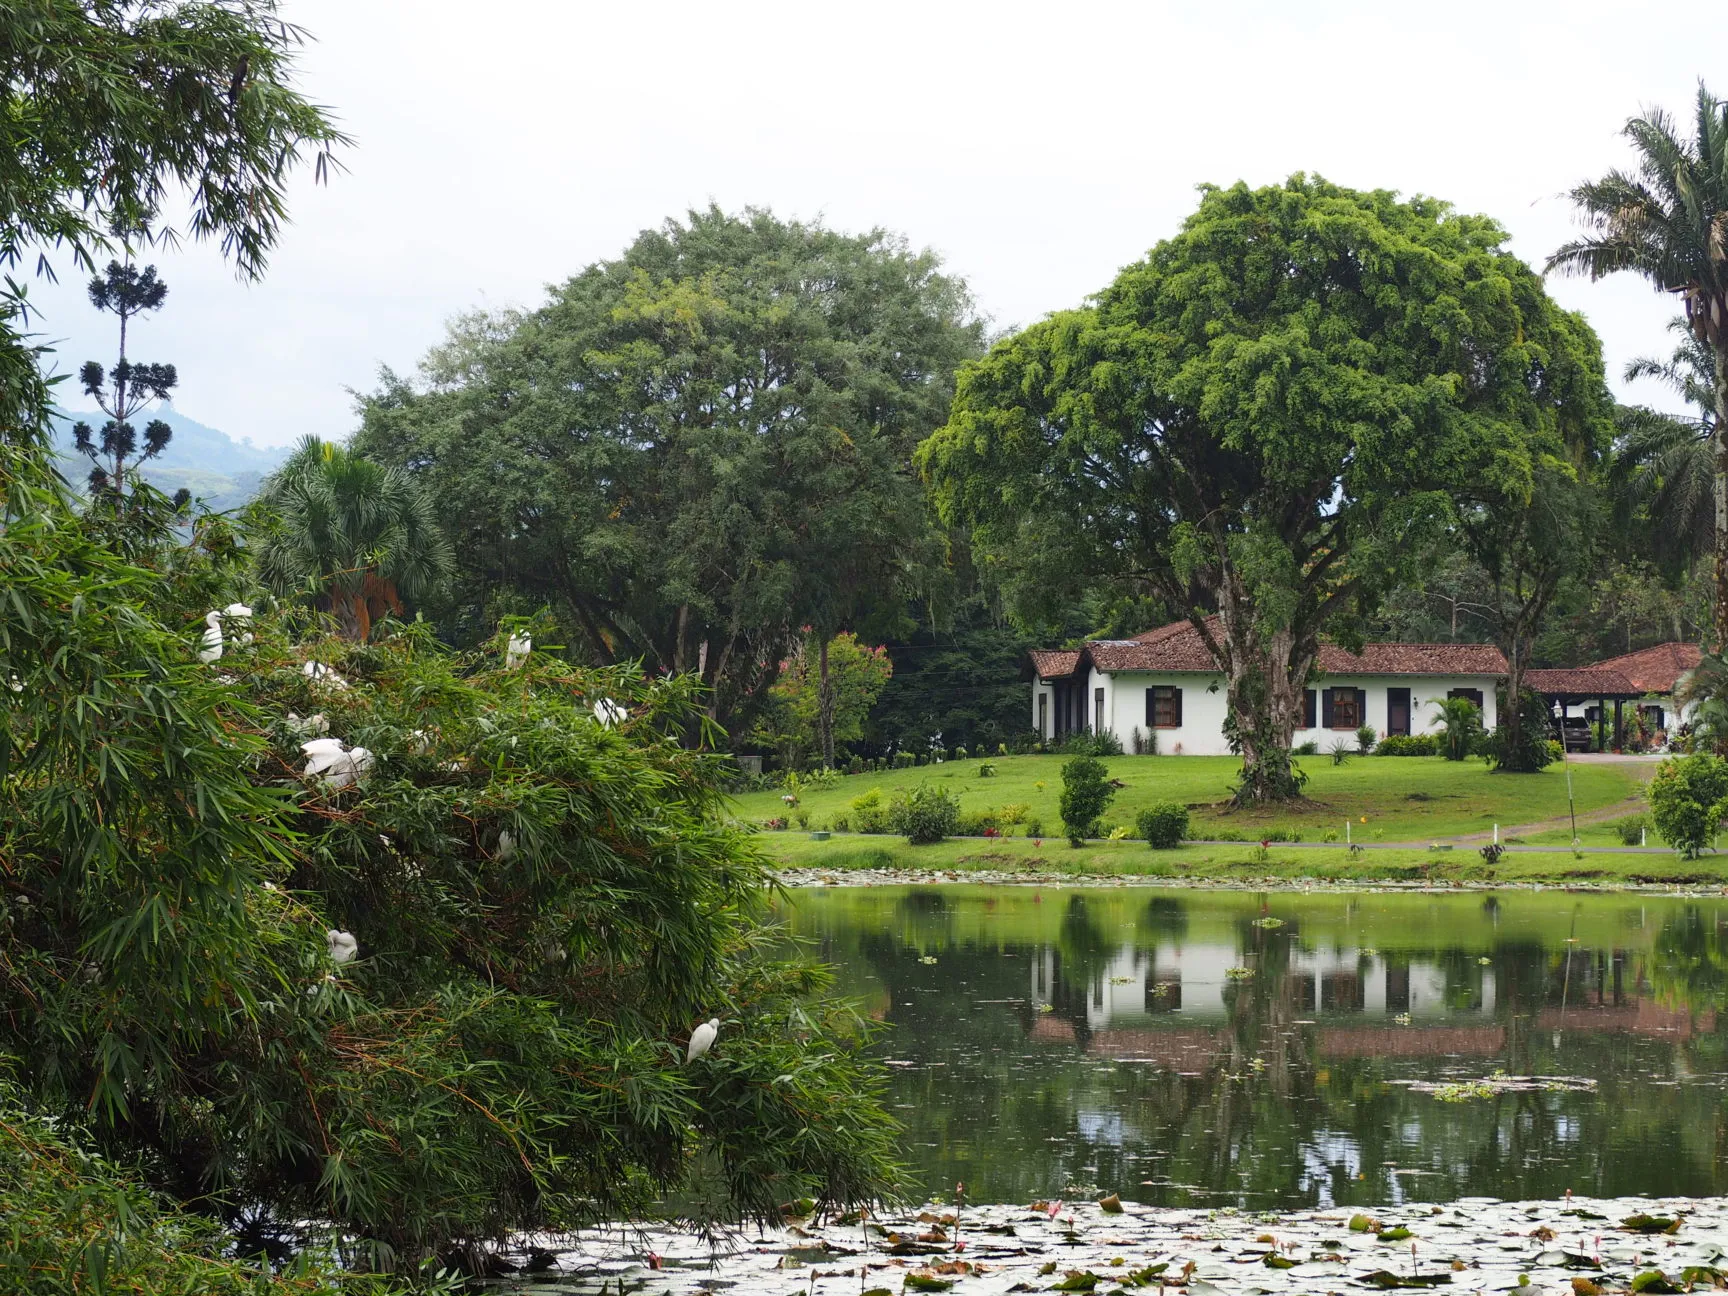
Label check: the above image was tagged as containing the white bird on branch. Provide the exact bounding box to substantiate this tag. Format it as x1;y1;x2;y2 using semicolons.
505;631;531;670
300;737;374;790
326;929;358;964
594;698;626;728
198;604;255;663
685;1017;720;1063
302;661;349;690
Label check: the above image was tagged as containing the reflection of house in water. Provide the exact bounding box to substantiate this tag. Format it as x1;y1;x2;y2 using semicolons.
1029;942;1493;1027
1024;939;1710;1060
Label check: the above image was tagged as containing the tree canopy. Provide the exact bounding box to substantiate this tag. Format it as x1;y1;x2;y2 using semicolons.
920;175;1611;800
352;206;983;738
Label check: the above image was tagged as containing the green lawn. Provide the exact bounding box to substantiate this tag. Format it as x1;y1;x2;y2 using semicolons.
732;753;1648;844
760;832;1726;886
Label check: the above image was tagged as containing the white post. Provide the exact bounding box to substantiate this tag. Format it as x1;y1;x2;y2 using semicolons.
1494;824;1499;845
1346;820;1351;845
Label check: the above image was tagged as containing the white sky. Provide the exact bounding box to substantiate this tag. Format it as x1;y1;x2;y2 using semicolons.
27;0;1728;448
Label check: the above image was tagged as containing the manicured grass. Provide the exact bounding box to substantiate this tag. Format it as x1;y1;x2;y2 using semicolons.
760;831;1728;886
733;753;1649;843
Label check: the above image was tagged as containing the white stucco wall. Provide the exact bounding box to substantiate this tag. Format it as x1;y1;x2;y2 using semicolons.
1035;671;1501;756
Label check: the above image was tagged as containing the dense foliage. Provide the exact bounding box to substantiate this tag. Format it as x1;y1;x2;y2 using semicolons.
921;175;1610;802
353;207;983;738
0;433;899;1269
1058;754;1114;845
1136;803;1189;849
251;437;455;639
888;782;960;845
1647;753;1728;858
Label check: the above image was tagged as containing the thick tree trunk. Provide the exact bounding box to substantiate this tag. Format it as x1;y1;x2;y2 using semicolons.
1714;345;1728;653
1504;637;1526;764
1214;607;1311;805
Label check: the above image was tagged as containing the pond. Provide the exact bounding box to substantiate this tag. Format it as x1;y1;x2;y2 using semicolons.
775;885;1728;1211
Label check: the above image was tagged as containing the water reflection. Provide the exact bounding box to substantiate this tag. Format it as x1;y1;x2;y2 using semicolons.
777;887;1728;1210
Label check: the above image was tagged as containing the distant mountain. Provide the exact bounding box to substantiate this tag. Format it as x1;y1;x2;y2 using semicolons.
48;403;290;512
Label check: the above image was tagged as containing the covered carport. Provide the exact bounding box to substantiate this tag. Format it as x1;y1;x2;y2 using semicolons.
1524;667;1642;752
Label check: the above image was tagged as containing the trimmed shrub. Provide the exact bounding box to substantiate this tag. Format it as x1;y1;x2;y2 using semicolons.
889;782;961;845
1356;724;1377;755
1137;802;1189;849
1647;754;1728;859
998;802;1030;825
1058;754;1115;845
1291;739;1320;756
1375;733;1438;757
1613;813;1648;846
1024;816;1044;838
849;787;891;835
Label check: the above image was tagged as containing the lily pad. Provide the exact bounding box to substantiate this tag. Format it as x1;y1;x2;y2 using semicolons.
1360;1270;1453;1288
1051;1273;1101;1291
906;1274;956;1292
1378;1227;1414;1242
1623;1214;1682;1235
1630;1272;1682;1294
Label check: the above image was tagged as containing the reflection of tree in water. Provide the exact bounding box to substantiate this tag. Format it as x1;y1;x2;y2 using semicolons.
809;890;1728;1207
1651;906;1728;1009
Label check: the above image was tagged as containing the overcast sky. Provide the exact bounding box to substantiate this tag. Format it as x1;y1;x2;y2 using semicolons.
29;0;1728;448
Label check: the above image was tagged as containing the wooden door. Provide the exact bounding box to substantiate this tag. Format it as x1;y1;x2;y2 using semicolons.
1387;687;1411;736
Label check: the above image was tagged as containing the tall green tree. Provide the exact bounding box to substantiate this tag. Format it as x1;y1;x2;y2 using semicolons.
0;0;347;283
353;207;982;737
71;240;182;499
1550;83;1728;646
251;435;455;640
1611;317;1718;577
920;176;1609;803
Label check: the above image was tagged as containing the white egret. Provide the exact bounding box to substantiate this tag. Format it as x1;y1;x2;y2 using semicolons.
302;661;349;690
223;602;255;645
286;711;330;737
326;929;358;964
496;829;516;861
685;1017;720;1063
198;610;225;663
300;737;374;790
505;631;531;670
594;698;626;728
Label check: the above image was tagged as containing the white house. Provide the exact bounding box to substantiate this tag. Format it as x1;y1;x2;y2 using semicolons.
1027;619;1506;756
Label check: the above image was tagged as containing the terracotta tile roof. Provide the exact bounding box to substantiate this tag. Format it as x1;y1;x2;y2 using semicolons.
1027;648;1081;680
1591;642;1702;695
1524;667;1640;697
1043;620;1508;678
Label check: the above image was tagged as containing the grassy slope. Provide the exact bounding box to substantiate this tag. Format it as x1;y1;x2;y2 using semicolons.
763;833;1728;886
734;753;1648;842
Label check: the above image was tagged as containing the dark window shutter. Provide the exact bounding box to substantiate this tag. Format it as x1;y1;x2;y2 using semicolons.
1321;688;1335;728
1304;689;1317;728
1146;688;1156;728
1171;687;1183;727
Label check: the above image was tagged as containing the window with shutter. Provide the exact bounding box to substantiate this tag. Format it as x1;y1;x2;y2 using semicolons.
1321;688;1335;728
1303;689;1317;728
1447;687;1485;712
1150;685;1182;728
1331;687;1360;729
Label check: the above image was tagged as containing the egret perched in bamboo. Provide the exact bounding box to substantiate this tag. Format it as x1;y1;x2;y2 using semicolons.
198;604;254;663
302;661;349;690
327;929;358;964
300;737;374;789
594;698;626;728
686;1017;720;1063
505;631;531;670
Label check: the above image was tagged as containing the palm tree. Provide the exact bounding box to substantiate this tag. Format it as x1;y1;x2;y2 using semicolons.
254;437;454;640
1549;83;1728;646
1428;695;1485;762
1612;317;1718;574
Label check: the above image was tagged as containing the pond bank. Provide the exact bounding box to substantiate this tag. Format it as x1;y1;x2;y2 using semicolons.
765;834;1728;889
492;1194;1728;1294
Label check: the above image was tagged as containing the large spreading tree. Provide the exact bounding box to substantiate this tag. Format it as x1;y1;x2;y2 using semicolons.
353;207;982;741
920;175;1610;802
1550;83;1728;647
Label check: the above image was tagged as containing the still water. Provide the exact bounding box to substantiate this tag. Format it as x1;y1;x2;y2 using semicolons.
775;886;1728;1211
